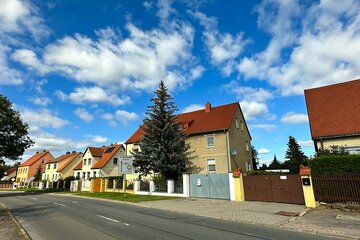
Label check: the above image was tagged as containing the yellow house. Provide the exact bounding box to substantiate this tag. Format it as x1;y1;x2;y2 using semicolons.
305;80;360;154
43;151;82;183
125;102;252;175
16;151;55;187
77;144;126;179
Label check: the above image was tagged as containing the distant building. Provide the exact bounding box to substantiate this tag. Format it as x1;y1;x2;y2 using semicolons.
125;102;252;174
16;151;55;187
1;166;17;181
305;79;360;154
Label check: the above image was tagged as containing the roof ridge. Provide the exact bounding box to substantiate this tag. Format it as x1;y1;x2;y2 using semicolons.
305;79;360;92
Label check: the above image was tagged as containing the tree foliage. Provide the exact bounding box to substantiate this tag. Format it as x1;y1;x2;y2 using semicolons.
33;164;42;182
251;145;259;170
132;81;190;180
309;154;360;175
268;154;282;169
315;145;349;157
283;136;308;173
0;94;34;162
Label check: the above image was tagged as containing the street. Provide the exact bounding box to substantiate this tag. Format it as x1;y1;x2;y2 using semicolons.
0;192;338;240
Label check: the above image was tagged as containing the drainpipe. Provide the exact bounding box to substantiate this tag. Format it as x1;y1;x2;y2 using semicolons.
225;130;231;173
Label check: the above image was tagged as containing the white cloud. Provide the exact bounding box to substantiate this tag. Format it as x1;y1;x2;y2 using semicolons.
101;113;113;121
258;148;270;154
223;81;273;102
194;12;248;76
238;0;360;96
74;108;94;123
239;101;268;119
143;1;153;10
89;135;108;144
15;21;201;92
298;140;313;148
54;90;67;101
115;110;138;125
29;97;52;107
65;86;129;106
250;124;277;132
0;43;23;85
181;104;203;113
12;49;49;74
280;112;308;124
19;107;68;128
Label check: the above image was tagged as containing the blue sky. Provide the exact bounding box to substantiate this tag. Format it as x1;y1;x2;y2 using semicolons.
1;0;359;165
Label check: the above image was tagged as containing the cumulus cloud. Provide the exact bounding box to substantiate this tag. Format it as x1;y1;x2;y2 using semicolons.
74;108;94;123
238;0;360;96
19;107;68;128
239;101;268;119
14;21;202;93
29;97;52;106
258;148;270;154
194;11;248;76
56;86;130;106
181;104;203;113
298;140;313;148
250;124;277;131
114;110;138;125
280;112;308;124
223;81;273;102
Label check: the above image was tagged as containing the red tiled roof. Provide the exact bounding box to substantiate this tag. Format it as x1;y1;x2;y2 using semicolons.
126;102;242;144
305;79;360;139
73;161;82;170
57;152;82;172
92;144;124;169
4;166;17;176
19;151;50;167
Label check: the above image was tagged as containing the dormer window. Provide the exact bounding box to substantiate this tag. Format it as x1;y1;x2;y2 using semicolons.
206;135;215;148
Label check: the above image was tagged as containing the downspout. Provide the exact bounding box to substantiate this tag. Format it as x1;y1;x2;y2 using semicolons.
225;129;231;173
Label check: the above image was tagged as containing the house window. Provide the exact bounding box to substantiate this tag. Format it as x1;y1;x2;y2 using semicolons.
246;140;249;152
82;172;86;179
113;158;118;165
207;159;216;172
236;118;239;129
87;172;90;179
246;162;252;171
93;171;97;177
206;135;215;148
88;159;92;166
53;163;57;169
241;120;244;131
76;172;80;179
41;159;45;164
83;159;87;165
47;164;50;169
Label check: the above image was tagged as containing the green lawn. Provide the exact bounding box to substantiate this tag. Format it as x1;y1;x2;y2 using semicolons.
71;192;175;203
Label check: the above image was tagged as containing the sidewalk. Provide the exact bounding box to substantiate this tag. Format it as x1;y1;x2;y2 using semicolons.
138;198;360;239
0;204;24;240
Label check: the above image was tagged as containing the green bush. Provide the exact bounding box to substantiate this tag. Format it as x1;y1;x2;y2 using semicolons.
309;154;360;175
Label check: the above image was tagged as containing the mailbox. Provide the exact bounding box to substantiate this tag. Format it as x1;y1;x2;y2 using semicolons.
302;177;311;186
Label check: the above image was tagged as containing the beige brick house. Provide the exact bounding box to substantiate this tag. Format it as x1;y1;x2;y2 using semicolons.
125;102;252;174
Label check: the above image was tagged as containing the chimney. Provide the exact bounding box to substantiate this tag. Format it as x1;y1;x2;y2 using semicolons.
66;151;70;154
43;150;46;152
72;151;76;153
36;151;39;154
205;102;211;113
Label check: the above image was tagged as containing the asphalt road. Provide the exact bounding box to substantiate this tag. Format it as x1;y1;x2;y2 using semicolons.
0;192;339;240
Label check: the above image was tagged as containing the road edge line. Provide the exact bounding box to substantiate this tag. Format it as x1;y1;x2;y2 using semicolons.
1;203;32;240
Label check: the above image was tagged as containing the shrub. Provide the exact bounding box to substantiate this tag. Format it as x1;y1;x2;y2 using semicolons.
64;176;75;189
309;154;360;175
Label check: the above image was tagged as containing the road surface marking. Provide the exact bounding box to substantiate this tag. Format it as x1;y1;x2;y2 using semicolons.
53;202;66;207
71;201;79;203
124;223;130;226
96;215;119;223
31;197;37;200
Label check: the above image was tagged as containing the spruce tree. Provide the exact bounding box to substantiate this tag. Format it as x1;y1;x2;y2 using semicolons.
33;164;42;182
132;81;190;180
268;154;282;169
251;145;259;170
283;136;308;173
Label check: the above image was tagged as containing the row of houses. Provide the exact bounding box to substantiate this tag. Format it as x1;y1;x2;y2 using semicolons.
9;102;253;188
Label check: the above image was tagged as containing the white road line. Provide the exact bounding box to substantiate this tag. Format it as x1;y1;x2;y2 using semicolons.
53;202;66;207
124;223;130;226
71;201;79;203
96;215;119;223
31;197;37;200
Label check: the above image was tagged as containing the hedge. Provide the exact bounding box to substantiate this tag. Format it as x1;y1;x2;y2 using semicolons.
309;154;360;175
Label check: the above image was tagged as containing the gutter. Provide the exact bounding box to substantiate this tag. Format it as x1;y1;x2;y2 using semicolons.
225;129;231;173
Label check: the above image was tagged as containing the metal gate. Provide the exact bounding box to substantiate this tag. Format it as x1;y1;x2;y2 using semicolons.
189;173;230;199
243;175;305;204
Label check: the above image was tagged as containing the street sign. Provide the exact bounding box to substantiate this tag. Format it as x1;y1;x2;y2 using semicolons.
119;157;134;174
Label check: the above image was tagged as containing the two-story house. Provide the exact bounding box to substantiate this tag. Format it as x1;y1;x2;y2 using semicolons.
305;79;360;154
125;102;252;174
16;150;55;187
77;144;125;179
43;151;82;185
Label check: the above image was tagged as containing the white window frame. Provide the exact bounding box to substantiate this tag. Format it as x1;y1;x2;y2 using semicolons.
88;158;92;166
241;120;244;131
206;135;215;148
207;159;216;173
235;118;239;129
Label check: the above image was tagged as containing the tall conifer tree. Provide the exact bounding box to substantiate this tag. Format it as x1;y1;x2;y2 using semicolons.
132;81;190;180
283;136;308;173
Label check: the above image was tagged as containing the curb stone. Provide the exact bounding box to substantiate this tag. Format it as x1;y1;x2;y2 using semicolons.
1;203;32;240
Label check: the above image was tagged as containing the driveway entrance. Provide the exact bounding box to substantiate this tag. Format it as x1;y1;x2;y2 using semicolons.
189;173;230;200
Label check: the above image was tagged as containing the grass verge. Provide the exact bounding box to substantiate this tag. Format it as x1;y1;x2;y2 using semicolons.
71;192;175;203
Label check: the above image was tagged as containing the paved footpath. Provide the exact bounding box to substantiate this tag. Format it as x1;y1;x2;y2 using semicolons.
0;204;24;240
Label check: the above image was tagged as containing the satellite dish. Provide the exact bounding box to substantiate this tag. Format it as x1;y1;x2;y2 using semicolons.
231;148;238;156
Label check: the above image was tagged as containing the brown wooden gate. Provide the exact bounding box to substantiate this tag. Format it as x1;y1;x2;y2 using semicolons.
243;175;305;204
92;178;101;192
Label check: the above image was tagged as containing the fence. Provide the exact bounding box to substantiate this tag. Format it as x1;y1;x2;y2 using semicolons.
312;174;360;204
0;181;13;189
